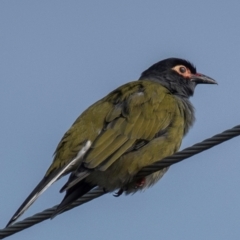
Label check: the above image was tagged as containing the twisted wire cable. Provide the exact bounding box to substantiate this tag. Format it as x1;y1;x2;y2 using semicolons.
137;124;240;177
0;125;239;239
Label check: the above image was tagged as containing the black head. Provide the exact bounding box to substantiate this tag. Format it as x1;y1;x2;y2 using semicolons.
139;58;217;97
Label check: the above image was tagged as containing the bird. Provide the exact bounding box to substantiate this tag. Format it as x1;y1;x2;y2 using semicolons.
7;58;217;226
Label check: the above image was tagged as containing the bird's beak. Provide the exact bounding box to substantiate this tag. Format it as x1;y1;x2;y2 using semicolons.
190;73;218;84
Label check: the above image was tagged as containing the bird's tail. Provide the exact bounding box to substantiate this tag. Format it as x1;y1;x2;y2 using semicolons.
6;174;54;227
51;180;96;218
6;164;72;227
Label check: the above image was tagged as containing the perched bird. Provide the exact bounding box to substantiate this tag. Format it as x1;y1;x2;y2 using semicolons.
7;58;217;226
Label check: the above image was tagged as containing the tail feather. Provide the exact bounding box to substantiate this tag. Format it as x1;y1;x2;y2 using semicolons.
6;175;52;227
52;180;96;218
6;153;87;226
59;170;90;193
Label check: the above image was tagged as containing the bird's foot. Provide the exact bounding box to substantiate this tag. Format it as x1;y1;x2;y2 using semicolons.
113;188;124;197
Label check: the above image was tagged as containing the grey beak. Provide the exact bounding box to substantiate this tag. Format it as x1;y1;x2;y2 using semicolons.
190;73;218;84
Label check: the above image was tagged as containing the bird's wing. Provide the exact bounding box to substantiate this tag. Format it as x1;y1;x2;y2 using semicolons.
53;81;177;217
52;81;180;217
61;80;177;191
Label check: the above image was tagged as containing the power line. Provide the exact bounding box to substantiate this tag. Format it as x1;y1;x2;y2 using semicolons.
0;125;239;239
137;124;240;177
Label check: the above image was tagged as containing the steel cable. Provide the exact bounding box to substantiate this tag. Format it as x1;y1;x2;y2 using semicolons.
0;125;239;239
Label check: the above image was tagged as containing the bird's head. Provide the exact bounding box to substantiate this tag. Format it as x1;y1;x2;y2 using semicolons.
139;58;217;97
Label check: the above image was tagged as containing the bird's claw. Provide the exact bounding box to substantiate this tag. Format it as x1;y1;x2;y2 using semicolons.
113;188;124;197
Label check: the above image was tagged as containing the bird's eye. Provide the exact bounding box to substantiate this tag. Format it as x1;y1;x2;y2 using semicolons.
179;67;186;73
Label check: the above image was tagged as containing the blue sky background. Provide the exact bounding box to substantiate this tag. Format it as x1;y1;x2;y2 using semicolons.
1;1;240;239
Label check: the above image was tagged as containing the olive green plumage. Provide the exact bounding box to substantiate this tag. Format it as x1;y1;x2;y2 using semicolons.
48;81;183;176
7;58;217;226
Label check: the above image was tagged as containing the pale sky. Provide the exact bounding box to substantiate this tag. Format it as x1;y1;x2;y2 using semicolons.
1;1;240;240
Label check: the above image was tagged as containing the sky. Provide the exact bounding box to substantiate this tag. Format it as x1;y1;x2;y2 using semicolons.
0;1;240;239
